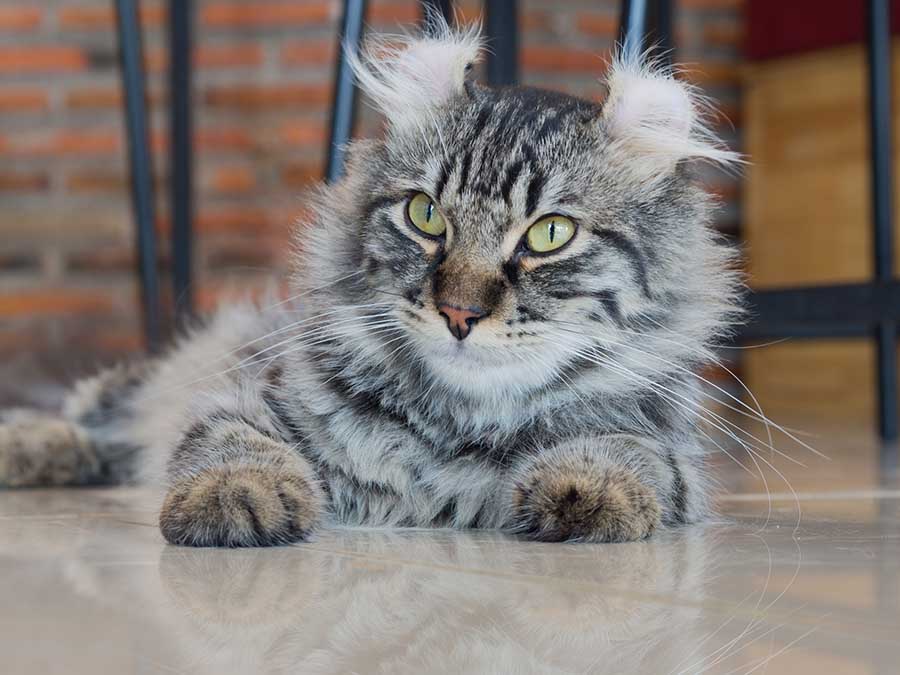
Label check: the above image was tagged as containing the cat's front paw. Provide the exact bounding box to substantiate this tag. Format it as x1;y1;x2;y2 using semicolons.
508;458;661;543
159;464;324;547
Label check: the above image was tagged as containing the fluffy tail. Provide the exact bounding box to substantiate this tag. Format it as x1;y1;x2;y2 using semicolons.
0;362;149;488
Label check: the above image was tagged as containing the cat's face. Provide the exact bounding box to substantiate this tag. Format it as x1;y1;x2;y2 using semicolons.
301;27;737;398
358;87;640;394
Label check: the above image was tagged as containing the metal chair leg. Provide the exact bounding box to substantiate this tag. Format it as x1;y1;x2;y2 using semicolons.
867;0;898;440
114;0;161;353
619;0;648;63
325;0;368;183
650;0;674;66
485;0;518;86
169;0;194;323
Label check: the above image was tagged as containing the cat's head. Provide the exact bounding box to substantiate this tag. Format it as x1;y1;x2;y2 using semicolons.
296;22;740;399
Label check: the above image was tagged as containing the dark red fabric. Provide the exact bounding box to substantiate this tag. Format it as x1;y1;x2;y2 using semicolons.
745;0;900;61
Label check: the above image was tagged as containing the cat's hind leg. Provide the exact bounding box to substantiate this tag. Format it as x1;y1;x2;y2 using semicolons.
159;415;325;547
0;363;148;488
0;410;101;487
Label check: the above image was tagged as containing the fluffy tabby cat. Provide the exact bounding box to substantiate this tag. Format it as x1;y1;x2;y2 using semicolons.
0;23;739;547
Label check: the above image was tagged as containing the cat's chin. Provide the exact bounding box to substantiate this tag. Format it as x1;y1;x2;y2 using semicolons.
420;339;563;396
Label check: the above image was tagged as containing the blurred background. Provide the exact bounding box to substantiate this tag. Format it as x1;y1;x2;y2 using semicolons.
0;0;890;439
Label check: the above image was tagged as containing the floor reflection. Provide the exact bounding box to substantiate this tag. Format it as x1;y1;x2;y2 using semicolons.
1;489;898;673
155;529;740;674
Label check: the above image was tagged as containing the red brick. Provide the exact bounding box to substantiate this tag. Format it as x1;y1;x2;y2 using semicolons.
201;2;332;28
0;7;42;31
206;238;276;271
280;40;337;66
196;127;256;152
521;46;603;73
196;279;291;313
280;121;328;147
0;171;49;191
448;1;483;24
66;87;166;109
198;43;264;68
0;46;87;73
0;88;48;111
66;170;127;192
521;11;553;32
576;13;617;37
207;166;257;195
146;44;263;72
196;207;275;234
58;4;165;30
0;290;116;317
65;87;121;109
89;330;144;353
368;2;420;24
6;130;120;156
281;163;321;188
67;247;137;273
139;128;250;155
204;83;331;109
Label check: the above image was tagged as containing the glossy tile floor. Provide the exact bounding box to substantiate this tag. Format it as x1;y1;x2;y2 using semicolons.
1;423;898;674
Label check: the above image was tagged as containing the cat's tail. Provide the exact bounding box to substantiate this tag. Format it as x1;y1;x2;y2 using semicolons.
0;362;150;488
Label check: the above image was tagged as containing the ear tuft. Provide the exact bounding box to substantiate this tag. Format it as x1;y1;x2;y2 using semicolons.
601;53;741;184
349;19;482;134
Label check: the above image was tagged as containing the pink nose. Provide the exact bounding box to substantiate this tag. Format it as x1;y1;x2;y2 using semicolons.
437;303;487;340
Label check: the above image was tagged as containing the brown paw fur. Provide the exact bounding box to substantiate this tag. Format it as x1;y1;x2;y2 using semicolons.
510;461;661;543
0;415;99;487
159;464;324;547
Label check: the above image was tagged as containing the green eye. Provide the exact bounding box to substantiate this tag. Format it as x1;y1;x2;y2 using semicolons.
525;215;576;253
407;193;446;237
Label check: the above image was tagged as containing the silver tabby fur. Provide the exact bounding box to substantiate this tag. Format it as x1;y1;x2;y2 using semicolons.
0;22;740;547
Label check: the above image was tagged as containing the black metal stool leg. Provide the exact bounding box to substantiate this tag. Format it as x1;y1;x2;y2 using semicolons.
619;0;649;63
867;0;898;440
115;0;161;353
169;0;194;323
421;0;453;24
326;0;368;183
485;0;518;86
650;0;674;66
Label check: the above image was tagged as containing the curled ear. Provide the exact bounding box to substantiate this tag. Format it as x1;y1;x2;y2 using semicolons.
601;54;740;184
348;19;482;135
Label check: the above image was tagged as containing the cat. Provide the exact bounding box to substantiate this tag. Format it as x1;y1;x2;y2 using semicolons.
0;22;740;547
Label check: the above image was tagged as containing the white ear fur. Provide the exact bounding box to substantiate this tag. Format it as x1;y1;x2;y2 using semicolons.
349;20;482;134
602;54;740;184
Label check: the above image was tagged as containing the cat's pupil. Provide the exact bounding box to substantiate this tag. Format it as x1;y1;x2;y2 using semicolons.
549;220;556;242
426;202;434;222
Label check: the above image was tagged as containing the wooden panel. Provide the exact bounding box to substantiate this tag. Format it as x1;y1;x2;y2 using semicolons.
742;340;876;426
742;44;900;425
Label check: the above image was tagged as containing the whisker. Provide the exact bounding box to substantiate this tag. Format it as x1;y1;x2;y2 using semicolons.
549;321;826;461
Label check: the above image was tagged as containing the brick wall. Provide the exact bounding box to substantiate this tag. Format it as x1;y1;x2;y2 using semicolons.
0;0;743;396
